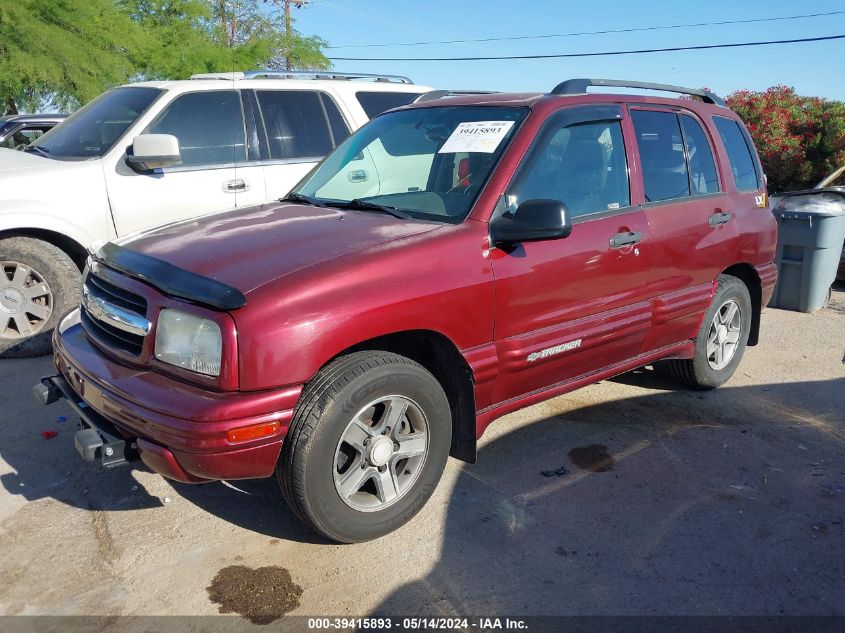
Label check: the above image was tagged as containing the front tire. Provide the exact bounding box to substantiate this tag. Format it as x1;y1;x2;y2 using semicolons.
0;237;80;358
666;274;752;390
278;351;451;543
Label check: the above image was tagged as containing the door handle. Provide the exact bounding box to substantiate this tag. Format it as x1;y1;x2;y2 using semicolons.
224;179;247;193
609;231;642;248
708;210;731;226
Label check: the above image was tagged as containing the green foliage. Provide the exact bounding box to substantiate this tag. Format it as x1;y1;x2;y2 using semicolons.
0;0;330;113
0;0;149;111
121;0;329;78
120;0;267;79
269;31;329;71
727;86;845;193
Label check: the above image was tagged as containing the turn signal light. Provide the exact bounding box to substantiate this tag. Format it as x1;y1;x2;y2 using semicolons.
227;421;280;444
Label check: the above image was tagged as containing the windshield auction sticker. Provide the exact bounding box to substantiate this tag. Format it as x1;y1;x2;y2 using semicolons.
438;120;515;153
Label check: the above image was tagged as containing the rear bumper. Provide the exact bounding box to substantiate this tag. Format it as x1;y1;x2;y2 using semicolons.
756;262;779;306
48;310;302;482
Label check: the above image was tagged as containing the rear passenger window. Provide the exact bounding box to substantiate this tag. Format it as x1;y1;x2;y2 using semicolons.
257;90;349;160
713;117;761;191
632;110;690;202
321;94;351;147
146;91;246;167
680;115;720;194
356;92;423;118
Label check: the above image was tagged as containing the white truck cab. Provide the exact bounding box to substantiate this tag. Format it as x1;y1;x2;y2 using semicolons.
0;71;430;356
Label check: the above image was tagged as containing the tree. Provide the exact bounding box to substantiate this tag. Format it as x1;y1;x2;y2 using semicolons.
1;0;331;114
209;0;275;47
263;0;329;72
120;0;278;80
0;0;149;112
199;1;329;73
726;86;845;193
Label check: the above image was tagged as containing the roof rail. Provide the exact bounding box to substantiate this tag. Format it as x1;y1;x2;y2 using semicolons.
413;89;499;103
189;70;413;84
550;78;726;107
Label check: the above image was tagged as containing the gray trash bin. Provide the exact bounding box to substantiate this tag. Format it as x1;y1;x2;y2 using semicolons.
769;187;845;312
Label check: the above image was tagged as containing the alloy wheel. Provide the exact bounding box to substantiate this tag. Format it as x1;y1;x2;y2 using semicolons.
706;299;741;370
333;395;429;512
0;261;53;339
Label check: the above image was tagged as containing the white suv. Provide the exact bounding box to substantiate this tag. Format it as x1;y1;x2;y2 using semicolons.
0;71;430;356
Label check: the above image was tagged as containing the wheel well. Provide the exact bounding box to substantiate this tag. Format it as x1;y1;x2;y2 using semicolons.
722;263;762;346
0;229;88;270
340;330;477;463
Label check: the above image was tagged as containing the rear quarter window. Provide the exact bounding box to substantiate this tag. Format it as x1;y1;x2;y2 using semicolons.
355;91;424;118
713;116;762;191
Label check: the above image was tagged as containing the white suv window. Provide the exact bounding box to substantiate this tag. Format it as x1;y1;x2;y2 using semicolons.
256;90;349;160
146;90;247;167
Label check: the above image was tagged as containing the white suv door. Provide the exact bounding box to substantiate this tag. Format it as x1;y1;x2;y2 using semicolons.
252;89;354;201
105;90;257;235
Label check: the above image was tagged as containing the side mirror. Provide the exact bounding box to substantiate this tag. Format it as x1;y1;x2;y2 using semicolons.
490;199;572;246
126;134;181;172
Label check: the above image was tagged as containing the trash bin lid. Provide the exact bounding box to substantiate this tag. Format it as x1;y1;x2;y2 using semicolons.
772;188;845;217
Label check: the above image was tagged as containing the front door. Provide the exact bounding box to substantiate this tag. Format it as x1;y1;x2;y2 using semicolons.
489;106;652;406
107;90;254;236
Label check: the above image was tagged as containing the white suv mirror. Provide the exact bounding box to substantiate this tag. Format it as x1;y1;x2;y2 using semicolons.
126;134;181;172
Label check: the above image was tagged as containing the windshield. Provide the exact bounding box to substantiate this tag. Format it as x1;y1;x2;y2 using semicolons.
28;87;162;159
294;105;527;223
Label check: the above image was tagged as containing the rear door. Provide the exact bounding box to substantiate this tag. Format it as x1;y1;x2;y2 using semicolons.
711;114;770;237
253;89;352;201
107;90;249;235
630;107;739;352
489;105;652;405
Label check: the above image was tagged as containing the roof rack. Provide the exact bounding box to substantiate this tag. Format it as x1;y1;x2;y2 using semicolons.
550;78;726;107
189;70;413;84
413;89;499;103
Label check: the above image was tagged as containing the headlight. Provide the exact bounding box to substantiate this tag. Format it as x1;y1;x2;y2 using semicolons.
154;309;222;376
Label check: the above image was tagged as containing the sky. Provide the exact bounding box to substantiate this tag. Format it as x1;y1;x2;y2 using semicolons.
283;0;845;101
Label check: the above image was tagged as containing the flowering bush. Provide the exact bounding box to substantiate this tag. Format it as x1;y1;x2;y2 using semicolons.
725;86;845;193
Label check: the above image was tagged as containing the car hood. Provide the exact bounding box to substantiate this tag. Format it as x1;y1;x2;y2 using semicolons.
0;147;67;174
117;202;442;296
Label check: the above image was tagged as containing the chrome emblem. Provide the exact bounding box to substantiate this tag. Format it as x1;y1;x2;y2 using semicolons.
527;339;582;362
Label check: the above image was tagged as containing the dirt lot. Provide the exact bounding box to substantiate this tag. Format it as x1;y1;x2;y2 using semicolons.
1;286;843;622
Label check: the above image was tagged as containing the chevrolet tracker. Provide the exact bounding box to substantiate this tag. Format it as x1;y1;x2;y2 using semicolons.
36;79;778;543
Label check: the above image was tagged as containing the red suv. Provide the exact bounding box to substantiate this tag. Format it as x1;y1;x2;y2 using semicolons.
36;79;777;543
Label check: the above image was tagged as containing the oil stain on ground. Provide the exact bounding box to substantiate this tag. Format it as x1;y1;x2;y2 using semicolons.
207;565;303;624
568;444;615;472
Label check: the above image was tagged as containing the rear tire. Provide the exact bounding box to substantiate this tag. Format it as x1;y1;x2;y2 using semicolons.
666;274;752;390
278;351;451;543
0;237;80;358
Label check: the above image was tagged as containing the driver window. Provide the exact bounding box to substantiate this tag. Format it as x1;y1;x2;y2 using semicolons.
510;119;630;219
145;91;246;167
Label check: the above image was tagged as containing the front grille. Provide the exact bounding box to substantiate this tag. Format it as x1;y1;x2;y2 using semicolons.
85;273;147;313
81;273;148;356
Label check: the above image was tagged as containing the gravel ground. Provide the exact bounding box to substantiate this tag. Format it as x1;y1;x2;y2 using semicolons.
1;286;843;623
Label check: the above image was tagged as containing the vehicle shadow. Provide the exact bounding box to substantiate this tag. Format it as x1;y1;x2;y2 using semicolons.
170;477;329;544
0;356;162;512
367;374;845;616
4;354;844;578
0;355;325;543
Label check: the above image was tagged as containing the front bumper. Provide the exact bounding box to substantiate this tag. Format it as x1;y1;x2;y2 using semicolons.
42;310;302;483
